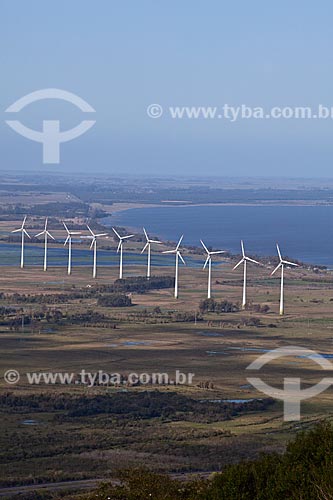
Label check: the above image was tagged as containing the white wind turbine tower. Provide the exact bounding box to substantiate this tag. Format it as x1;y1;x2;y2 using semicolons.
35;218;55;271
141;227;162;279
112;228;134;279
201;240;225;299
233;240;260;309
163;235;186;299
271;243;299;315
63;222;81;275
87;225;108;279
12;216;31;268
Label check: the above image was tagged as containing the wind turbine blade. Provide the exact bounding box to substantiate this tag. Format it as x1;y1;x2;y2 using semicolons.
44;218;48;231
143;227;148;241
149;240;162;244
117;240;122;253
178;252;186;265
271;262;282;275
22;216;27;227
246;257;260;265
162;249;176;254
176;235;184;250
122;234;134;239
86;225;95;237
23;229;31;239
47;231;55;240
276;243;282;261
70;231;81;235
90;238;95;250
210;250;225;255
11;228;21;233
200;239;209;254
112;227;121;239
95;233;108;237
203;255;210;269
241;240;245;257
35;231;44;238
233;258;244;270
63;222;69;233
141;242;148;254
64;235;69;246
282;260;299;267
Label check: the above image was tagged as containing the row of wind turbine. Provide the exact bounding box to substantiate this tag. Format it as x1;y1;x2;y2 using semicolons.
11;217;299;314
200;239;298;315
12;218;133;278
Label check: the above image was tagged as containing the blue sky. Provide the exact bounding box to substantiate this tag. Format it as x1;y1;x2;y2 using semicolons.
1;1;333;177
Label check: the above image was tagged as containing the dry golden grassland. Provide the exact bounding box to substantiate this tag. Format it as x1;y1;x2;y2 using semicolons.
0;245;333;488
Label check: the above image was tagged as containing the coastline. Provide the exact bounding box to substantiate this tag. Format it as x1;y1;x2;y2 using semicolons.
94;200;333;216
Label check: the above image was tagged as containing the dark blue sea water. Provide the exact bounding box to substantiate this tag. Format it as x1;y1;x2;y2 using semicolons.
106;205;333;268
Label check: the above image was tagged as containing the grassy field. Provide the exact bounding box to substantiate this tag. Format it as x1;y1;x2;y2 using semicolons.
0;254;333;494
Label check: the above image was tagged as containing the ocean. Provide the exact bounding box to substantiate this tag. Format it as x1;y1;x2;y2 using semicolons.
106;204;333;268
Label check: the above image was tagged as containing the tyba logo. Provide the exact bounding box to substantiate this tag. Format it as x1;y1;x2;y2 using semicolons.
246;346;333;421
5;89;96;164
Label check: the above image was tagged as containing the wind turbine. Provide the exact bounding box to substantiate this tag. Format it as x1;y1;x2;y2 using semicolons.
11;216;31;268
87;226;108;278
112;228;134;279
271;243;299;315
63;222;81;275
201;240;225;299
35;218;55;271
163;235;186;299
233;240;260;309
141;227;162;279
